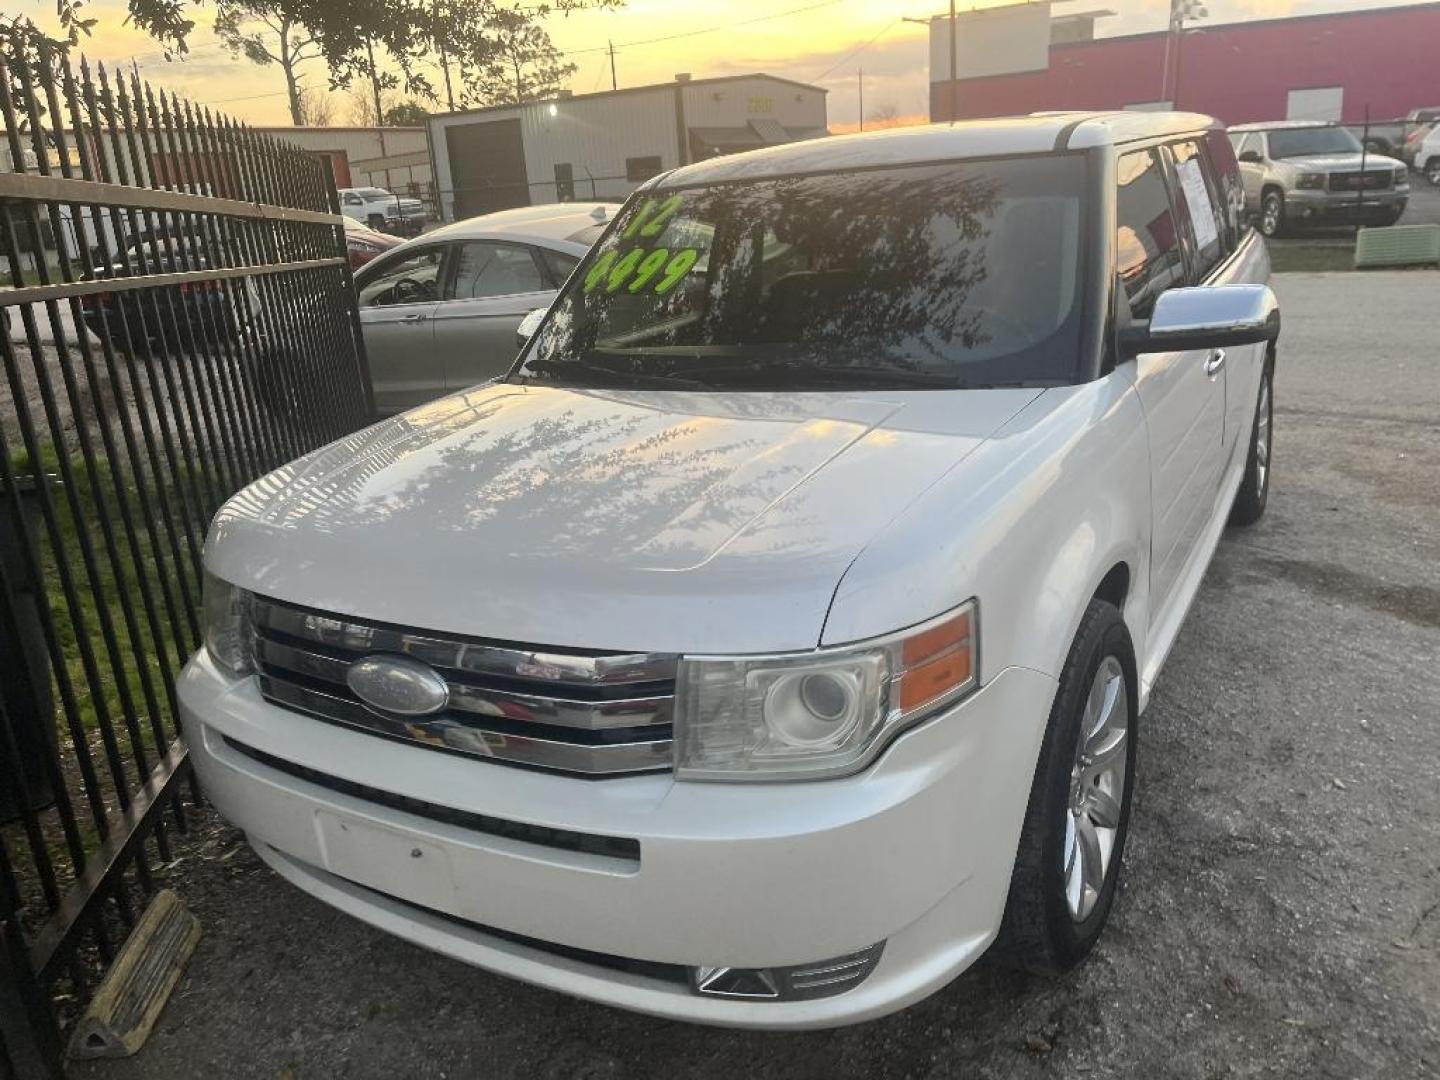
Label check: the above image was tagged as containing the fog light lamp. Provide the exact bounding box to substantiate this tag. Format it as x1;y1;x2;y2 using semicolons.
689;942;884;1001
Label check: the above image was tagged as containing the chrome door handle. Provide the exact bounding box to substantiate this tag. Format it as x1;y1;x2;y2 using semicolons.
400;312;428;324
1205;349;1226;377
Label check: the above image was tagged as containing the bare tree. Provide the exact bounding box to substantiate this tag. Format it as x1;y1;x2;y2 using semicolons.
347;86;386;126
296;84;336;125
866;102;904;129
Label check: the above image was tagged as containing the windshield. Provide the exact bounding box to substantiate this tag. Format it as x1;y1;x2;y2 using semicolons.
514;155;1088;391
1266;127;1362;159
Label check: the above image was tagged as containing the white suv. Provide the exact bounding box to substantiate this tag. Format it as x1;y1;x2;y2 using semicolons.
184;112;1279;1028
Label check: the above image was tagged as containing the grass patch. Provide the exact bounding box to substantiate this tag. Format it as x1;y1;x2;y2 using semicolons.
1269;243;1356;273
6;443;213;769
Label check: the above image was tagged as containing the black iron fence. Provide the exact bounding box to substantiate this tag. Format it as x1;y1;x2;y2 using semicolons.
0;26;371;1076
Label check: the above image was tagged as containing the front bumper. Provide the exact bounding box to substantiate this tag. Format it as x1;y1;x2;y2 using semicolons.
179;651;1056;1029
1284;188;1408;222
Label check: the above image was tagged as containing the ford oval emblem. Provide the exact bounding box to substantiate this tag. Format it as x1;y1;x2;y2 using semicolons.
346;654;450;717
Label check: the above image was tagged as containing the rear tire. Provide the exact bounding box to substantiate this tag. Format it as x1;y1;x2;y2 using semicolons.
1229;360;1274;527
992;599;1137;975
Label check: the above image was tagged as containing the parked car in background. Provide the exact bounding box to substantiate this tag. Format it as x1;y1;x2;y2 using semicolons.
186;112;1281;1028
352;202;612;414
1399;117;1434;166
1229;121;1408;236
1411;124;1440;185
342;216;403;270
1343;106;1440;159
81;226;257;356
339;186;427;237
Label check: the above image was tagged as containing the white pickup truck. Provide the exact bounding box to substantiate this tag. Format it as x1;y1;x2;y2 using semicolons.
184;111;1279;1028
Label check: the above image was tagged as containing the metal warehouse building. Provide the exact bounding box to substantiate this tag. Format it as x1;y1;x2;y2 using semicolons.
925;1;1440;127
426;74;828;222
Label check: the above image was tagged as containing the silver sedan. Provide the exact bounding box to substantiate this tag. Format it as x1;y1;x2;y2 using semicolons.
353;203;613;415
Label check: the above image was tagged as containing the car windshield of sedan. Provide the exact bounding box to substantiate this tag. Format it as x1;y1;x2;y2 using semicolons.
514;155;1088;391
1266;127;1362;159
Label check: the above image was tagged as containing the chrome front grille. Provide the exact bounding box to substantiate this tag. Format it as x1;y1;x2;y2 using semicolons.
1328;170;1393;192
250;597;677;777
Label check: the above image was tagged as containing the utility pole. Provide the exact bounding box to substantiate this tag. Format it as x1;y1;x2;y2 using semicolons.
948;0;957;122
858;68;864;130
608;40;617;90
1168;0;1209;108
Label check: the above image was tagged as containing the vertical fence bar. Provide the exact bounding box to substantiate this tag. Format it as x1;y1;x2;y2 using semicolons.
1;30;370;1074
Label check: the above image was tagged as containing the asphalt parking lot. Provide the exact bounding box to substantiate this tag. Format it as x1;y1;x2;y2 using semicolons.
72;272;1440;1080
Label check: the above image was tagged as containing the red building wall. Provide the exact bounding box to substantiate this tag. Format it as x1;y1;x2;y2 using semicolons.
932;3;1440;125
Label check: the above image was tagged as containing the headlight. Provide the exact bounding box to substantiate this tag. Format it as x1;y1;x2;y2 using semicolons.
1295;173;1326;190
1395;165;1409;185
675;602;977;781
203;570;253;677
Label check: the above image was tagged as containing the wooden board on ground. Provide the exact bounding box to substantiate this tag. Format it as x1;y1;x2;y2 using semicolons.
68;889;201;1060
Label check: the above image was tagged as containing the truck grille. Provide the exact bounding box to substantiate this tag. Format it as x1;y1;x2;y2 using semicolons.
250;596;676;778
1328;170;1393;192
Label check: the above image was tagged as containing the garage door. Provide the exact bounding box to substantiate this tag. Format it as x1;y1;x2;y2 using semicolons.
445;118;530;220
1287;87;1344;122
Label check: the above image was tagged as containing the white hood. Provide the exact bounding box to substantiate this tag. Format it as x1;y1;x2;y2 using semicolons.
209;382;1042;654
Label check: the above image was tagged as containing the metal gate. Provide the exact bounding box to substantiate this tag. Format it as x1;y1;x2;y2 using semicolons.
0;27;372;1076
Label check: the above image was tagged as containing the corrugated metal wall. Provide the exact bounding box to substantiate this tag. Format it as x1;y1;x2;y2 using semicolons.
426;77;829;222
930;3;1440;125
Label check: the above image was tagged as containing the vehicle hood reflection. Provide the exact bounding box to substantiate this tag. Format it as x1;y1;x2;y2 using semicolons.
209;382;1042;654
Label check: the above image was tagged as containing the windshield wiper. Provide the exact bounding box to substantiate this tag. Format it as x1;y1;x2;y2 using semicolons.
657;360;970;389
516;357;707;390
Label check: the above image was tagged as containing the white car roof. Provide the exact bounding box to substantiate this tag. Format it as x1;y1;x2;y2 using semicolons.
659;112;1221;187
1228;120;1337;133
423;202;618;247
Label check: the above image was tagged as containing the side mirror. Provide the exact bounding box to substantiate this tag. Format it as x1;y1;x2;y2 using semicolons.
515;307;546;349
1121;284;1280;356
1238;150;1263;164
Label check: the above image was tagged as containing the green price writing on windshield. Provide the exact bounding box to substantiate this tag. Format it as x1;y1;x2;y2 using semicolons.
582;246;698;296
622;194;684;240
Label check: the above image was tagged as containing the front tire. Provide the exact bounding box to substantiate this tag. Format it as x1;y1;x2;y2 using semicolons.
1260;189;1287;238
1229;360;1274;527
1427;159;1440;186
992;599;1137;974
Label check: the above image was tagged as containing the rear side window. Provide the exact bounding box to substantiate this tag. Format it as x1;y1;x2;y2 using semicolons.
541;248;579;286
1169;140;1227;278
1204;130;1245;247
448;242;545;299
1232;132;1262;161
1116;149;1185;319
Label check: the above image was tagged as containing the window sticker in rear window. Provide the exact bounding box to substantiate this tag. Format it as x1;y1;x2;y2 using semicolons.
1177;157;1219;252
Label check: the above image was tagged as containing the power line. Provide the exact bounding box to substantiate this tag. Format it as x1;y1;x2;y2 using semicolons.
813;16;903;82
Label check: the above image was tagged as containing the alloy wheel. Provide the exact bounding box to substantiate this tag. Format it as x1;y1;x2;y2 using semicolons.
1063;655;1129;922
1261;194;1282;237
1429;161;1440;186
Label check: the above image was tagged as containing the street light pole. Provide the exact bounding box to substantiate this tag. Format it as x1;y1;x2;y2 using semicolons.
1168;0;1208;107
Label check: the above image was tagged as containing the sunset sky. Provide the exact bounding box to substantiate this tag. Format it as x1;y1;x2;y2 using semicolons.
22;0;1424;128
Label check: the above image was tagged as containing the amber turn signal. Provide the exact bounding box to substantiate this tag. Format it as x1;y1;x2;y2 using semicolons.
897;608;975;714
